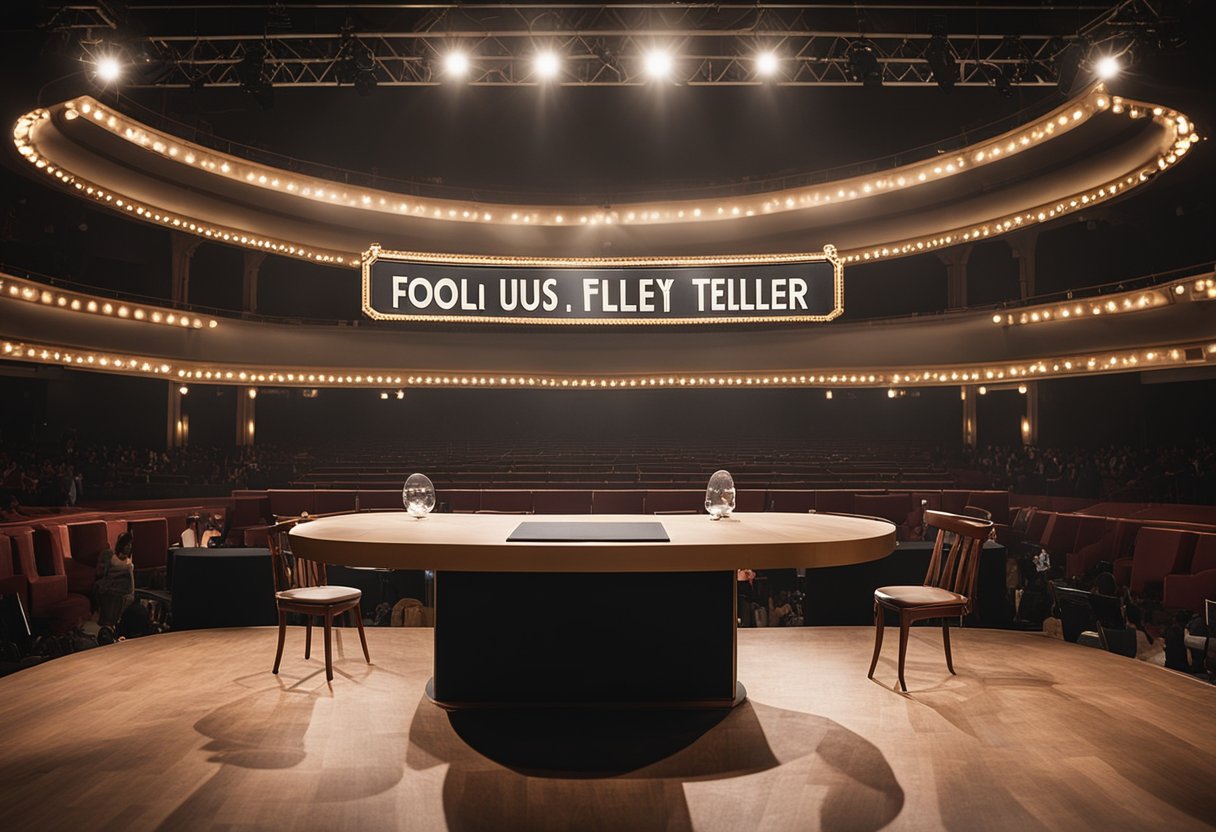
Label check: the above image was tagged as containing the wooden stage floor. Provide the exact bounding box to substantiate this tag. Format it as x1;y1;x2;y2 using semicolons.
1;626;1212;832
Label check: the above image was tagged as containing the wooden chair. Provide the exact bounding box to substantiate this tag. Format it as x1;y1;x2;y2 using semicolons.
268;519;370;682
868;509;993;692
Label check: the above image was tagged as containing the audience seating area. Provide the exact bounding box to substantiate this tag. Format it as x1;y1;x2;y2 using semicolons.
3;476;1215;637
0;503;224;632
288;440;956;491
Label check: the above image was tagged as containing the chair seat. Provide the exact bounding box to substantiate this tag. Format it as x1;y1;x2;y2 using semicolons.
276;586;361;605
875;585;968;608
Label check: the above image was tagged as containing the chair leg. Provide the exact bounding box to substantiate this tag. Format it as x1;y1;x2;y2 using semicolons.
943;619;955;675
304;618;312;660
867;600;885;679
323;610;334;682
354;602;371;664
272;610;287;675
897;612;911;692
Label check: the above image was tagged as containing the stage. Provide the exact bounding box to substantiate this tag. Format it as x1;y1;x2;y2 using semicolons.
1;627;1212;832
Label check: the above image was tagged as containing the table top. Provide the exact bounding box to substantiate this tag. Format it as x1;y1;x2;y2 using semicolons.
288;512;896;572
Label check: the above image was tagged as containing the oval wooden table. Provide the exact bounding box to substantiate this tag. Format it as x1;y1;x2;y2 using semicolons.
291;512;896;709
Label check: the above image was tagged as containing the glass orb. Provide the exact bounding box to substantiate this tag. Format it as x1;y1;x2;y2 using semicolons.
704;469;736;519
402;473;436;518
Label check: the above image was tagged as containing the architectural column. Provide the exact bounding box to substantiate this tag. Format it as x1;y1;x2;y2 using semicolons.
1009;230;1039;300
167;382;186;448
236;387;256;446
961;385;978;448
1021;381;1039;446
938;245;972;309
170;232;201;304
242;251;266;314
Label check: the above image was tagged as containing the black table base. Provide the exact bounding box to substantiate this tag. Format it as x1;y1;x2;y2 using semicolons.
429;570;741;709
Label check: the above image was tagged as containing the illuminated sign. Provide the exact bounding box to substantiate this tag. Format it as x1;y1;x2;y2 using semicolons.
361;245;842;325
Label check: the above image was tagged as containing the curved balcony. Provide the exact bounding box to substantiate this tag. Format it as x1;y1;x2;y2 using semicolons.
10;83;1196;264
2;267;1213;391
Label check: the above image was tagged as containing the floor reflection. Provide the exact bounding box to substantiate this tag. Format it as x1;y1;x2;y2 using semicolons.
407;697;905;832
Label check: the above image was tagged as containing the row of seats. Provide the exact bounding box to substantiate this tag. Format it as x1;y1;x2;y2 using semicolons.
1021;507;1216;611
0;507;213;631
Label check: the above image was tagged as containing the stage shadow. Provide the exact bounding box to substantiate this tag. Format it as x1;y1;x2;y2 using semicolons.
407;696;905;832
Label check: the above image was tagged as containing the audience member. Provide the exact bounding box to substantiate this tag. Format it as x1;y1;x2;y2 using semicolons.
95;532;135;628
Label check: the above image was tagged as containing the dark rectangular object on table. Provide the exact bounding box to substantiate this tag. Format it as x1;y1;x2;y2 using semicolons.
507;522;669;543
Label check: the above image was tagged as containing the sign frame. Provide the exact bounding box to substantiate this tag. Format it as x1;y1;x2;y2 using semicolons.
360;244;843;326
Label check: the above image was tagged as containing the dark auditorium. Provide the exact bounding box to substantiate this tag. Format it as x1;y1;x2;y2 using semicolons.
2;2;1215;830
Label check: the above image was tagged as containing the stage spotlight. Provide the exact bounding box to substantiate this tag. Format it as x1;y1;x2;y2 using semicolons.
534;50;561;80
1095;55;1120;79
924;34;957;92
845;41;882;87
237;44;274;109
644;49;674;80
94;56;121;83
444;51;470;78
754;51;779;78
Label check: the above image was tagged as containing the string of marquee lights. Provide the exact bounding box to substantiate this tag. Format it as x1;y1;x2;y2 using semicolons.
0;275;218;329
9;84;1198;269
3;336;1213;393
994;273;1216;326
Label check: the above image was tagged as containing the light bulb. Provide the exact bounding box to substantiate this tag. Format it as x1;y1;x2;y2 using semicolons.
534;51;560;79
755;51;779;77
444;51;469;77
645;49;673;79
1095;55;1120;80
95;56;121;83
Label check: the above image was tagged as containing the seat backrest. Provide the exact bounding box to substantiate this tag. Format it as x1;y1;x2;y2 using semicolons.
1025;510;1052;545
922;509;993;611
31;527;65;576
128;518;169;570
1191;533;1216;574
67;520;110;568
0;535;13;580
1073;515;1113;552
5;530;37;576
965;491;1011;525
267;519;327;593
1051;584;1096;643
1042;513;1082;553
229;495;271;527
1088;592;1125;629
1130;527;1197;594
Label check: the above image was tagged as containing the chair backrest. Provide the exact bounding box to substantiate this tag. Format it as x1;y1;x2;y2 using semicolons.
922;509;993;611
267;519;328;593
1088;592;1125;629
1051;583;1095;643
1191;533;1216;574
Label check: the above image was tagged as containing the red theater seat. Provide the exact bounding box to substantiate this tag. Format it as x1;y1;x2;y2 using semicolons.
243;526;271;548
645;490;705;514
853;494;915;539
592;490;645;514
1066;515;1117;578
1126;527;1197;596
66;520;109;595
229;495;271;529
129;518;169;572
1041;513;1082;569
11;528;90;628
532;491;592;514
964;491;1011;525
0;535;29;609
1164;533;1216;612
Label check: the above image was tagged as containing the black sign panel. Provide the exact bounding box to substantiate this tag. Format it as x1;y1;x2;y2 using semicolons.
361;245;842;325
